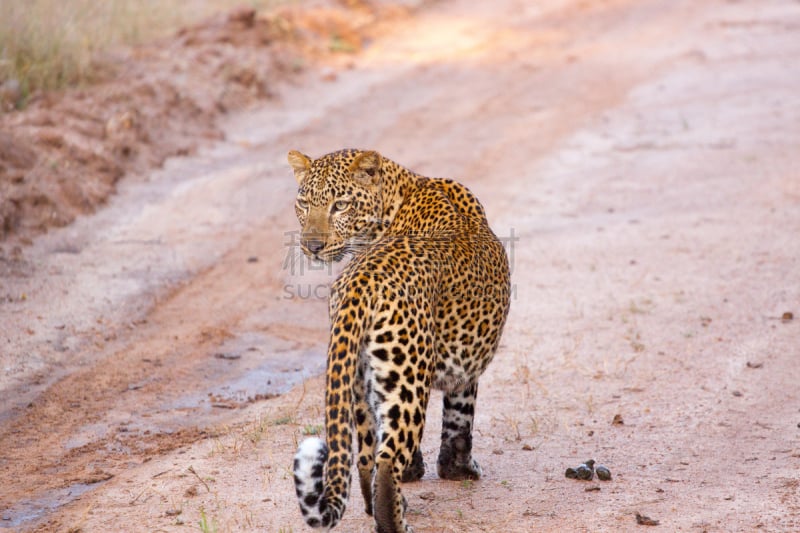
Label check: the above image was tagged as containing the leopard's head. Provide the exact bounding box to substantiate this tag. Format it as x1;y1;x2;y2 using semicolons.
289;149;386;262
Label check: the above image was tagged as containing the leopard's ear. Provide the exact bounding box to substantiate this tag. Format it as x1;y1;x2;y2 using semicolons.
350;150;381;186
288;150;312;184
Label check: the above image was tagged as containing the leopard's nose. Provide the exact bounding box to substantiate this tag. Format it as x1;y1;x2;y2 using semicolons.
304;238;324;253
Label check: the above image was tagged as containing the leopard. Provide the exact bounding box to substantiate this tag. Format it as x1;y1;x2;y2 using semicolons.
290;149;510;532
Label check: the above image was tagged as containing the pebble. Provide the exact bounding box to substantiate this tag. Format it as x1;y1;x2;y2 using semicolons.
565;460;595;480
565;459;612;482
596;465;612;481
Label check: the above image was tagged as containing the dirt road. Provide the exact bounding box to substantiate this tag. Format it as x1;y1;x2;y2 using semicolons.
2;0;799;531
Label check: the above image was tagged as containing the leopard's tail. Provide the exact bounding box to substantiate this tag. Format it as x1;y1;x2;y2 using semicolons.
293;296;362;529
293;437;332;528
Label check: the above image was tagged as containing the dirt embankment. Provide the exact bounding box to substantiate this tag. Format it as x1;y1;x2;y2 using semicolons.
0;1;410;249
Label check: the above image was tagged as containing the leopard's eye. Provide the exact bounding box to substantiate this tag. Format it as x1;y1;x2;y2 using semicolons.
332;199;351;213
296;198;308;209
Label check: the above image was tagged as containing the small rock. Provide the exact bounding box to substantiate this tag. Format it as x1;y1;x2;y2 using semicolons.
596;465;612;481
746;361;763;369
214;352;241;360
732;390;742;397
566;464;594;481
584;485;601;492
635;512;660;526
575;465;594;480
612;414;624;425
781;311;793;322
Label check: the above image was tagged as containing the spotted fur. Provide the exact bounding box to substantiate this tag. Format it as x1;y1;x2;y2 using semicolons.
289;149;510;532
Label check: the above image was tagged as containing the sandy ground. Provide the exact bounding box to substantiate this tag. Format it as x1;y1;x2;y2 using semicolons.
1;0;799;531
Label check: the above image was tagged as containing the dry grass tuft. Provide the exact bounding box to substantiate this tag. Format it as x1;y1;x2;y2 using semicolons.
0;0;285;105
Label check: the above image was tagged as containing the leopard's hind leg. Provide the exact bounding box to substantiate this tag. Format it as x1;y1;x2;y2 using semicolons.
437;382;482;480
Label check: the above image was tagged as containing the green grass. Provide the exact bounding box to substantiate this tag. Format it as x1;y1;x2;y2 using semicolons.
302;423;324;436
198;507;218;533
271;415;294;426
0;0;286;103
